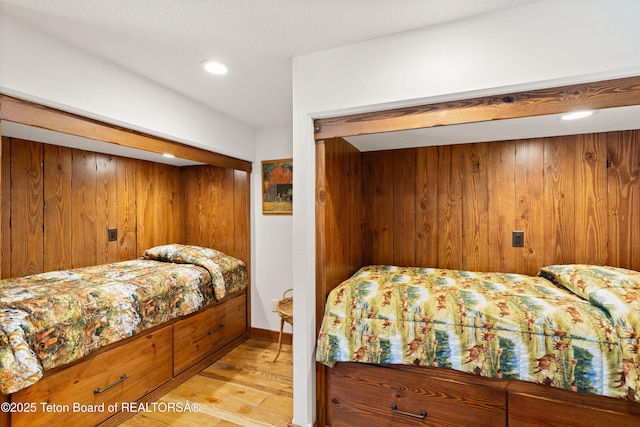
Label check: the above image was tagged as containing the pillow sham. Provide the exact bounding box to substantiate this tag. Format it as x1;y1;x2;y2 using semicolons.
538;264;640;337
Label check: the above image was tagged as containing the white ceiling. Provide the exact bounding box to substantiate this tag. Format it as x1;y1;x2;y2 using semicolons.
0;0;540;128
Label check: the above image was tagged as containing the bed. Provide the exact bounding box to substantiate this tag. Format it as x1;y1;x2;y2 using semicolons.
316;264;640;426
0;244;248;426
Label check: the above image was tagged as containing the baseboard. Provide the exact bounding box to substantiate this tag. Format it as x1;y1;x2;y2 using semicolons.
250;327;292;345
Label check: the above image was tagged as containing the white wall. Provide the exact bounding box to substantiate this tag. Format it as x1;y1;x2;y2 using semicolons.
291;1;640;426
252;126;294;333
0;13;255;161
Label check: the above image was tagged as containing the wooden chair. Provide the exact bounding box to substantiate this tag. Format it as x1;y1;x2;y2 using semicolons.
273;288;293;362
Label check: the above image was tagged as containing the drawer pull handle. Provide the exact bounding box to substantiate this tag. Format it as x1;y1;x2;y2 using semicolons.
391;404;427;419
208;324;224;334
94;374;127;394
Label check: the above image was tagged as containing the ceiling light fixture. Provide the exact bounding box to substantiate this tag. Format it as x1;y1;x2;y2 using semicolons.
200;60;228;75
561;110;595;121
163;153;175;158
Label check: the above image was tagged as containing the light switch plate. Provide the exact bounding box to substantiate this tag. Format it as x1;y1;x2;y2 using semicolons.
512;231;524;247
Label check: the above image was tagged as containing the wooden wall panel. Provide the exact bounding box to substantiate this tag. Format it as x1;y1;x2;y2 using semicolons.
232;169;251;263
71;149;98;267
436;145;464;270
10;139;44;277
362;151;393;265
1;139;11;279
415;146;439;267
543;135;576;266
317;138;364;298
182;165;247;261
607;131;640;271
486;141;516;272
135;161;182;255
116;157;137;260
96;153;118;264
574;134;608;265
463;142;491;271
393;149;417;266
515;138;545;274
2;138;248;278
43;144;72;271
323;129;640;277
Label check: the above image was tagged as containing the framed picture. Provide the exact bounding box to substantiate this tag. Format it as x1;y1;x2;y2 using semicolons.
262;158;293;215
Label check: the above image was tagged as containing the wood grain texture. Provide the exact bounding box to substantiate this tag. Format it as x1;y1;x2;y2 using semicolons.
362;151;394;265
12;327;173;427
515;139;544;274
0;138;10;279
464;142;490;271
393;149;417;266
436;144;464;270
1;140;251;278
121;339;292;427
328;362;507;427
415;146;439;268
135;161;182;256
96;153;118;264
543;135;575;266
10;139;44;277
43;144;72;271
320;129;640;281
116;157;137;261
487;140;516;272
71;149;98;267
314;75;640;140
0;95;251;172
607;131;640;271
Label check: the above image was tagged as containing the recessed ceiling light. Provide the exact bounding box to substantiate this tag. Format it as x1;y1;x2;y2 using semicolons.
201;60;228;75
163;153;175;158
561;110;595;121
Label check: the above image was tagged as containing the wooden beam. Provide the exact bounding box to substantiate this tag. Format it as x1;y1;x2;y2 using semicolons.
0;95;252;172
313;75;640;140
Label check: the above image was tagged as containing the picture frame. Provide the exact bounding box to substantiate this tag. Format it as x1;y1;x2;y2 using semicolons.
262;158;293;215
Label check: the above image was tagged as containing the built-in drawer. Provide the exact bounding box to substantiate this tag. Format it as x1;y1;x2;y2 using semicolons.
11;326;173;427
328;363;507;427
508;391;640;427
173;292;247;375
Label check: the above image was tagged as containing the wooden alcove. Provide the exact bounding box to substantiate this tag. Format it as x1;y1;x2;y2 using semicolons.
314;76;640;426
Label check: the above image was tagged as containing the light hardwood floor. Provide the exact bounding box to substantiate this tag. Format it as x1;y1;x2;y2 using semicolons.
120;340;293;426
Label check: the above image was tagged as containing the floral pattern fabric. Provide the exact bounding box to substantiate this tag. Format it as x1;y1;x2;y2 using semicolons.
316;265;640;402
0;244;247;394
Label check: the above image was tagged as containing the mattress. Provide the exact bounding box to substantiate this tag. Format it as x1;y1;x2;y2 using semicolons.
0;244;247;394
316;264;640;402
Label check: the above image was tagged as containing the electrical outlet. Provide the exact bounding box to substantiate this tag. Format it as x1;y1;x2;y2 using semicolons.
512;230;524;247
271;299;278;313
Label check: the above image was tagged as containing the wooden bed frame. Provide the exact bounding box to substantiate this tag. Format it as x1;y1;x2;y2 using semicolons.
314;76;640;426
0;95;252;426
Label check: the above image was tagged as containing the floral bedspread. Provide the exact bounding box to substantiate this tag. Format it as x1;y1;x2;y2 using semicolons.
0;244;247;394
316;265;640;402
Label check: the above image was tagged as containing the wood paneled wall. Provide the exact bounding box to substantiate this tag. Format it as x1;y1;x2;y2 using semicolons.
181;165;251;262
1;137;251;279
318;129;640;288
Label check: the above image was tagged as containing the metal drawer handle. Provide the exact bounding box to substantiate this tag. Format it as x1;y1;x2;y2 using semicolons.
94;374;127;394
208;324;224;334
391;404;427;419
